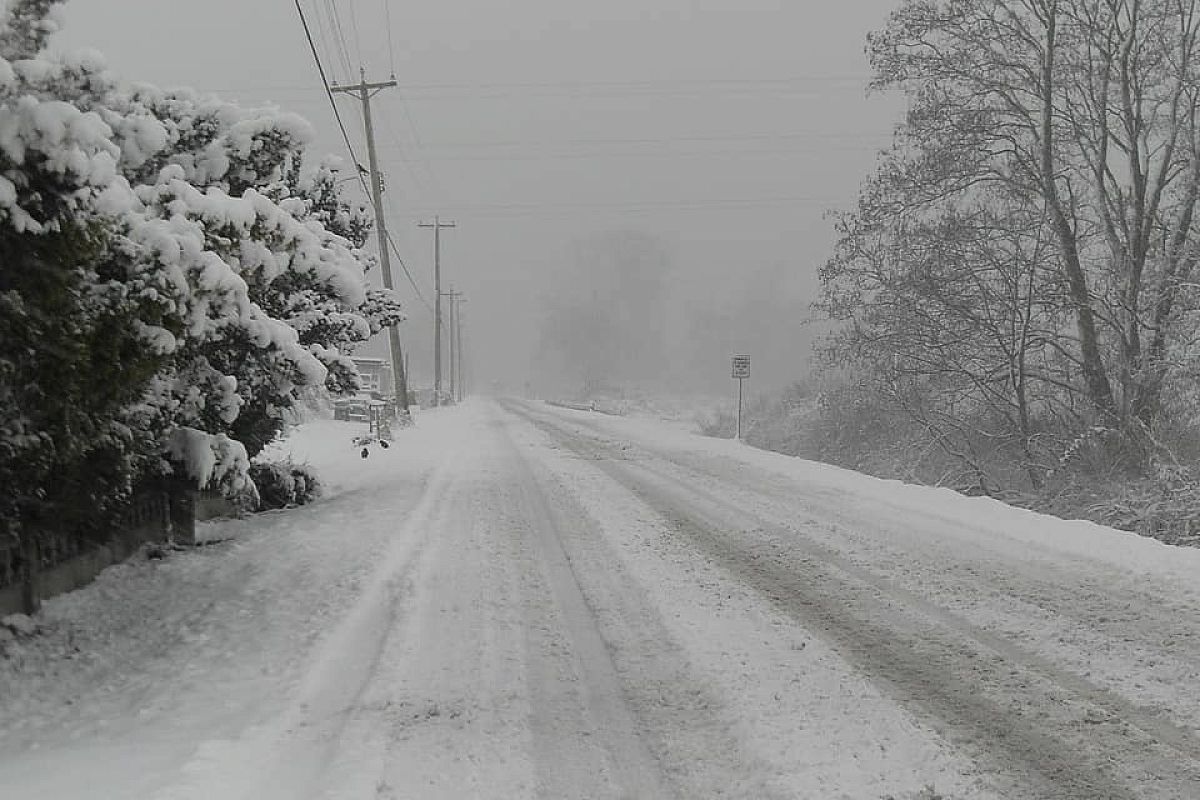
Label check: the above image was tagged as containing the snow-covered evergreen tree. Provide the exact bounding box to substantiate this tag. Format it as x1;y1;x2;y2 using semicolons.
0;0;169;543
109;87;402;459
0;0;400;555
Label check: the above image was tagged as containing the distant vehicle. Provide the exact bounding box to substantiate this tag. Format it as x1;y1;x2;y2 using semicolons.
333;397;369;422
334;392;398;422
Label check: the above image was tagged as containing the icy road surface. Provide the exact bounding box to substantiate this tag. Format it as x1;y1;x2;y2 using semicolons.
2;399;1200;799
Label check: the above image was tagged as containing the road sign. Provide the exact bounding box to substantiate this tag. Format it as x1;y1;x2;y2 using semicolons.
731;355;751;441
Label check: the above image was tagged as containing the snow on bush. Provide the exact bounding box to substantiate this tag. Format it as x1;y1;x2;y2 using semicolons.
248;459;321;511
0;0;402;550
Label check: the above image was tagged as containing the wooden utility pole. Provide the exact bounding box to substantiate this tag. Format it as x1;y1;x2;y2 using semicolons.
446;286;458;402
331;69;410;415
455;293;467;401
444;288;464;402
418;216;456;405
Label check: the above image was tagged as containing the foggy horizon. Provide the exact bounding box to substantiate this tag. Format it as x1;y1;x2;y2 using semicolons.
8;4;1200;798
56;0;903;399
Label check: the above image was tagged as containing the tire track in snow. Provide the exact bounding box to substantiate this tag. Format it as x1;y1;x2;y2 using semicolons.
619;435;1200;744
499;408;807;799
321;406;723;799
502;422;678;799
560;411;1200;728
322;433;548;800
511;400;1200;800
155;448;462;800
550;406;1200;760
628;455;1200;762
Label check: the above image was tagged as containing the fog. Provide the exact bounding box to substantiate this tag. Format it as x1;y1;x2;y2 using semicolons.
58;0;903;398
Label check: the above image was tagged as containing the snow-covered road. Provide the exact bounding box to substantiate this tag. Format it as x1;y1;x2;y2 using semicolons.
3;399;1200;799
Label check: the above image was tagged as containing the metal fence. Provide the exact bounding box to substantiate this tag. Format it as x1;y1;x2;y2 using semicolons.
0;534;17;594
0;488;183;615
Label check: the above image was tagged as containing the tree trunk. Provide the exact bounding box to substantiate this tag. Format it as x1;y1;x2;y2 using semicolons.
1039;7;1117;419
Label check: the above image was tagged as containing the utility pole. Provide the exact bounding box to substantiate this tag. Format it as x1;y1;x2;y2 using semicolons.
446;286;457;403
455;293;467;401
444;288;464;402
418;216;456;405
331;69;410;417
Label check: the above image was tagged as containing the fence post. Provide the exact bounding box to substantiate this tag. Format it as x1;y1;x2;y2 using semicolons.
167;484;197;546
20;534;40;615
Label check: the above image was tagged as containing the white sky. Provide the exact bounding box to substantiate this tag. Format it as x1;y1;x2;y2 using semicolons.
55;0;904;395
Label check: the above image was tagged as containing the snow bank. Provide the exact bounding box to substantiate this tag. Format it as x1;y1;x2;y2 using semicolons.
0;411;457;799
560;407;1200;586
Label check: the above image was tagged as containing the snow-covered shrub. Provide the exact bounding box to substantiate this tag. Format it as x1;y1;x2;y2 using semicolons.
248;460;321;511
695;407;737;438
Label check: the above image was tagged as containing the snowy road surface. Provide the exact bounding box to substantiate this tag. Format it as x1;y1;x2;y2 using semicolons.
3;400;1200;799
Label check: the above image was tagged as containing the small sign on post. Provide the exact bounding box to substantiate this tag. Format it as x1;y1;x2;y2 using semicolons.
731;355;750;440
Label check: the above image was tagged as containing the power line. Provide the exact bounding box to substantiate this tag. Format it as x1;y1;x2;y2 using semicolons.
321;0;350;74
376;111;432;201
394;93;446;200
293;0;369;197
384;229;434;313
373;143;889;162
410;195;844;210
315;2;339;79
394;195;847;219
193;75;875;95
399;75;874;92
402;130;890;149
323;0;355;78
308;1;339;85
347;0;364;71
296;2;428;317
382;0;396;76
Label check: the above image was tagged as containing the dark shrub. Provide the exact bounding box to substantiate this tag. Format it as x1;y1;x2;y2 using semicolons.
248;460;321;511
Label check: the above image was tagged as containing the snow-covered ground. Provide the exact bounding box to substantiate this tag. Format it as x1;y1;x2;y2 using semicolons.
0;411;453;799
2;399;1199;799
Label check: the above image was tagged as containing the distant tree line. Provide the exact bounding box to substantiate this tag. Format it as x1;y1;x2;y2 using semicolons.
0;2;400;564
537;230;673;393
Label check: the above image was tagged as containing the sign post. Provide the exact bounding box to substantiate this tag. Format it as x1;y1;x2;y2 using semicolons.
731;355;751;441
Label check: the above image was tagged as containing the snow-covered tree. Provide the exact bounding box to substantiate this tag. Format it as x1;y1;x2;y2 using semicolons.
0;0;171;548
118;91;403;458
267;154;404;400
822;0;1200;487
0;0;400;560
